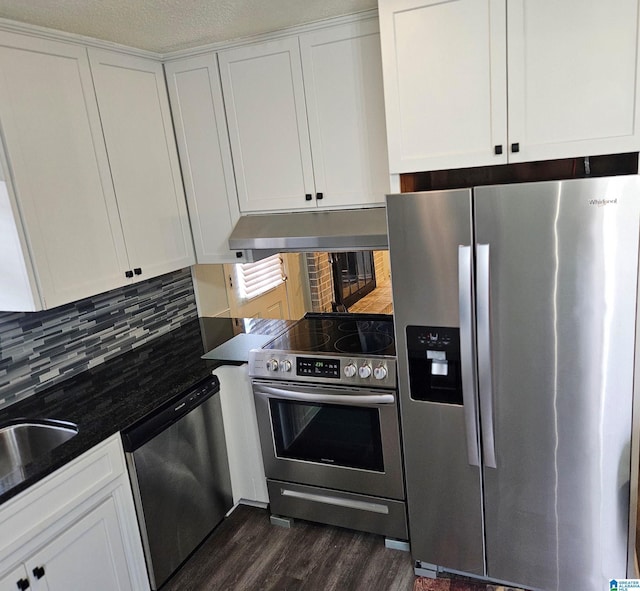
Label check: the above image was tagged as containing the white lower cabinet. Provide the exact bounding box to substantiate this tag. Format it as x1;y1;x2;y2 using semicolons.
0;435;149;591
22;497;133;591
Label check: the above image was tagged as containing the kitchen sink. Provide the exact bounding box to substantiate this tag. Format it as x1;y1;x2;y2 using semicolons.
0;420;78;482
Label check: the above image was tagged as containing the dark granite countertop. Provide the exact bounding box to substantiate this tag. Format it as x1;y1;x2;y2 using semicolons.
0;316;295;505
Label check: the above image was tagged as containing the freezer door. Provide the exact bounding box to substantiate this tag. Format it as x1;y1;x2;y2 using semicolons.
475;177;640;590
387;189;484;575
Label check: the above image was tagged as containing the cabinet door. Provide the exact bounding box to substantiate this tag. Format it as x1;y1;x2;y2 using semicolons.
379;0;508;173
0;165;38;311
0;32;129;309
88;48;194;280
507;0;640;163
165;54;249;263
300;19;390;208
219;37;315;212
0;565;29;591
25;496;134;591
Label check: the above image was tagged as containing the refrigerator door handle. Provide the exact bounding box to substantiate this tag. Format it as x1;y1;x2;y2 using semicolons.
458;245;481;467
476;243;497;468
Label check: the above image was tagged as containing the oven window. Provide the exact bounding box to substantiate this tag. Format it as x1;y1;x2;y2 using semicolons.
269;399;384;472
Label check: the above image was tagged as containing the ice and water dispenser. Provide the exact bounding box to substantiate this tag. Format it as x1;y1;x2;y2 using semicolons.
406;326;463;405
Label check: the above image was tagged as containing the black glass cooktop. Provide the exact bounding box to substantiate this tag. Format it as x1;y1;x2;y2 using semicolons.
263;313;395;357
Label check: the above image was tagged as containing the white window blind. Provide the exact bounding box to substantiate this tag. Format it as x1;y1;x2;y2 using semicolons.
237;254;284;300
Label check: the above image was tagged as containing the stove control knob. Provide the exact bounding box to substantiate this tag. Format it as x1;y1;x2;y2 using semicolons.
373;365;388;380
279;359;292;372
266;359;279;372
358;364;372;379
344;363;357;378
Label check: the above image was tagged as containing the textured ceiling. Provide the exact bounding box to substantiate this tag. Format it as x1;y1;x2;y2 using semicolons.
0;0;378;54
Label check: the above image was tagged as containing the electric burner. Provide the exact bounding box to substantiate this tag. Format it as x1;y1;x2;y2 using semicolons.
314;318;336;331
262;313;395;357
334;332;394;354
337;319;390;333
275;326;331;351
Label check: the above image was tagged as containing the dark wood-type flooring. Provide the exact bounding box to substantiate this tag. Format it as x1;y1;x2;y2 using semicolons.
162;504;415;591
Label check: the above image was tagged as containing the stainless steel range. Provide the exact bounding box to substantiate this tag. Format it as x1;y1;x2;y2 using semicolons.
249;313;407;542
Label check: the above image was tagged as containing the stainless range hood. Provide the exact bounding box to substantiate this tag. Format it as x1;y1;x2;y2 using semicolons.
228;208;388;256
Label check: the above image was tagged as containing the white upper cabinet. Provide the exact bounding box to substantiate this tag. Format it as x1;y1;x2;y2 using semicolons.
218;17;389;213
0;33;195;312
379;0;507;173
506;0;640;163
164;53;249;264
219;37;315;212
379;0;640;173
300;20;390;208
0;32;129;311
88;48;195;278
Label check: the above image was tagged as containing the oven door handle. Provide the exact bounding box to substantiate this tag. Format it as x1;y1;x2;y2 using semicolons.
254;385;395;406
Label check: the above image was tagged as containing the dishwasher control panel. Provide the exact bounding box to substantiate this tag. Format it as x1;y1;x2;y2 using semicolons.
121;375;220;452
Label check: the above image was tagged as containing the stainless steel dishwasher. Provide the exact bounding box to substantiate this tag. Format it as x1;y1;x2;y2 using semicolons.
122;375;233;590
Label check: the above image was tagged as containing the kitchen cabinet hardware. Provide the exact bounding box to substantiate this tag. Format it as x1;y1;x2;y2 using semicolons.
32;566;45;580
133;268;142;275
125;270;134;278
511;143;519;153
316;192;323;200
494;145;503;155
305;194;313;201
236;251;243;258
16;579;30;590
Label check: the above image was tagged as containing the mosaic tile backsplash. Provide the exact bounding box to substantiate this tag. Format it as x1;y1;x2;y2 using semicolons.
0;268;197;409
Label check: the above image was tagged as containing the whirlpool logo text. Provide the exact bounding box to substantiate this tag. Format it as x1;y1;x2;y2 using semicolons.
589;198;618;206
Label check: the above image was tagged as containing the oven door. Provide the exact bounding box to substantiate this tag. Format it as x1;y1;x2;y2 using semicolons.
252;379;404;500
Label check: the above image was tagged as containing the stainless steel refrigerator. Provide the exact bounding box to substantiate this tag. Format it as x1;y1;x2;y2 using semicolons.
386;176;640;591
